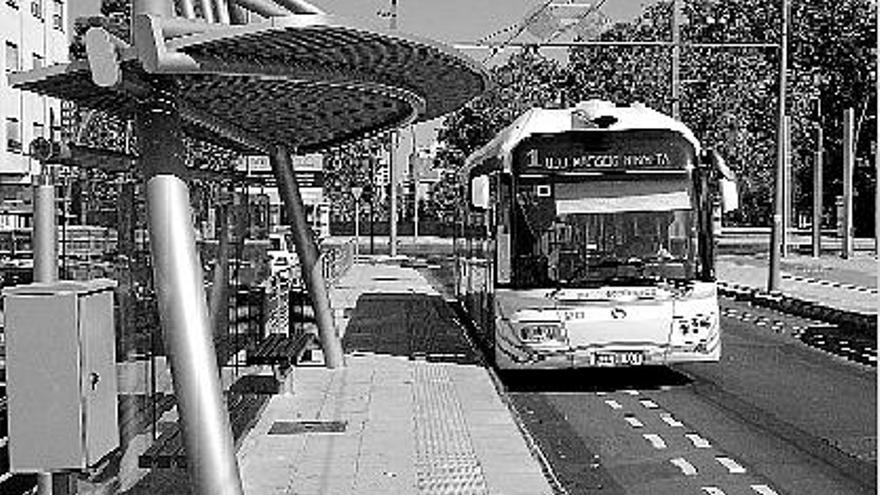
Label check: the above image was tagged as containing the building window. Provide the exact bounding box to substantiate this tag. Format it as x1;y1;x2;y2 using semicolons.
51;0;63;30
32;53;43;70
5;42;19;73
30;0;41;19
7;118;21;153
33;122;44;139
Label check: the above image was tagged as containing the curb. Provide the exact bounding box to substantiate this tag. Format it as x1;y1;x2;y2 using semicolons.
717;282;878;334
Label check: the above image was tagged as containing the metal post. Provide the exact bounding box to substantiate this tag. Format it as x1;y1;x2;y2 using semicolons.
33;175;57;283
812;123;823;257
269;146;344;368
670;0;681;119
209;201;230;335
768;0;789;291
370;158;375;254
33;170;58;495
842;107;855;258
200;0;216;22
413;181;419;245
389;133;398;257
783;114;792;257
137;94;243;495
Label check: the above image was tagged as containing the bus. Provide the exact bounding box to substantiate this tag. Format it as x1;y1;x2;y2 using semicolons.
455;100;739;369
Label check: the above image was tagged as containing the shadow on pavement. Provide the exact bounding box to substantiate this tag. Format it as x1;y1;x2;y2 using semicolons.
342;292;482;365
500;365;693;393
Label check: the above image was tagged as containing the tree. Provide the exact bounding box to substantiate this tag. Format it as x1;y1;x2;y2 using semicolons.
436;0;876;231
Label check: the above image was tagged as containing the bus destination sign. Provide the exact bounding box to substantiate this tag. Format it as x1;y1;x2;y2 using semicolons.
526;149;673;170
516;131;694;173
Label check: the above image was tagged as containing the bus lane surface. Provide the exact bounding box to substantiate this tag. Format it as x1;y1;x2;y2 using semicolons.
499;301;875;495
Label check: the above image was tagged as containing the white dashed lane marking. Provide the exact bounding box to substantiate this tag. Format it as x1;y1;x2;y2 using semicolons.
660;413;684;427
670;457;698;476
701;487;726;495
624;416;644;428
623;389;640;396
643;433;667;449
604;399;622;410
716;456;747;474
685;433;712;448
639;399;659;409
751;485;780;495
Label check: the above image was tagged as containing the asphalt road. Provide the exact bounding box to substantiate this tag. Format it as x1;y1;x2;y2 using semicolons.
501;300;877;495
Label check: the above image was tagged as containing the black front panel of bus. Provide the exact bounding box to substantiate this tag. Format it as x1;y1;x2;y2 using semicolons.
513;130;695;175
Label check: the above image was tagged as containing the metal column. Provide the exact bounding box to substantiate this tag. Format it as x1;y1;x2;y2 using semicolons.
32;172;59;495
269;146;344;368
842;108;855;258
768;0;789;291
33;174;58;283
812;124;823;257
209;201;231;335
136;93;243;495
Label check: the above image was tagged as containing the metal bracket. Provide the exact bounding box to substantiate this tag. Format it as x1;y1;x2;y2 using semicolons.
133;14;201;74
84;27;131;88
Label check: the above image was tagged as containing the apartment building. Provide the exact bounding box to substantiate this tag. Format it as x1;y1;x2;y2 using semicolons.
0;0;67;229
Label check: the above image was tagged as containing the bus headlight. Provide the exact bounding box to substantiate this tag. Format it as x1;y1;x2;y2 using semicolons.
518;322;565;343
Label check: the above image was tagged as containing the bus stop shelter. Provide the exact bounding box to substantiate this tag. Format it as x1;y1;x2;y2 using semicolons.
8;1;488;493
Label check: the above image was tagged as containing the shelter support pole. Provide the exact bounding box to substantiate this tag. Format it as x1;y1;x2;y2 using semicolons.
269;146;345;368
136;92;243;495
210;200;231;335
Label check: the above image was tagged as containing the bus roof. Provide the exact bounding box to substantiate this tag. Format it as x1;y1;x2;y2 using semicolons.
463;100;701;174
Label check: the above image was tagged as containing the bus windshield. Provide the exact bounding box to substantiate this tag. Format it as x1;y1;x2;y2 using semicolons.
512;179;695;288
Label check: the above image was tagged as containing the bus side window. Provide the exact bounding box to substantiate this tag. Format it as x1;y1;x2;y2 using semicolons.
496;174;511;285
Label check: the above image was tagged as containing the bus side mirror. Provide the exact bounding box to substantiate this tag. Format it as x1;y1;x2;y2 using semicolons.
471;175;490;210
705;149;739;212
720;179;739;212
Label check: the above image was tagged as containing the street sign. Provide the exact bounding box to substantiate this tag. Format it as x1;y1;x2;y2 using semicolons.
351;187;364;199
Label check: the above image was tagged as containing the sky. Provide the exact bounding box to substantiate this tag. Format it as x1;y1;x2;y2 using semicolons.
68;0;651;155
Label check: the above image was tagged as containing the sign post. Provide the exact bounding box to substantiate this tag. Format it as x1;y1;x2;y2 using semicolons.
351;186;363;258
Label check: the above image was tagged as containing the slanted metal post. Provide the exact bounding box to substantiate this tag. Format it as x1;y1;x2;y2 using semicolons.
269;146;344;368
136;91;243;495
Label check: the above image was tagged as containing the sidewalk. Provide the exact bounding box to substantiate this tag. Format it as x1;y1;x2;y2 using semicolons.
716;252;878;317
236;262;553;495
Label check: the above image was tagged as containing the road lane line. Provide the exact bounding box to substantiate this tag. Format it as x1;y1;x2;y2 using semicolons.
751;485;779;495
639;399;659;409
604;399;622;409
624;416;644;428
660;413;684;427
623;389;640;395
643;433;667;449
686;433;712;448
670;457;697;475
716;456;747;474
701;487;726;495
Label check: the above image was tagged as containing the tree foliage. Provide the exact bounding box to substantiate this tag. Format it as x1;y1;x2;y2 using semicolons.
435;0;876;231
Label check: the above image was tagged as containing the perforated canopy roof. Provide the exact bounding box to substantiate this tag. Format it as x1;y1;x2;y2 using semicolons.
11;15;490;154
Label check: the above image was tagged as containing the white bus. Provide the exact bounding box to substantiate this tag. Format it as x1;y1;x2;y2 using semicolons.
455;100;738;369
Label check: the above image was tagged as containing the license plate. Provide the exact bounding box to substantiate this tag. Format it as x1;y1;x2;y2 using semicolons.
594;352;644;366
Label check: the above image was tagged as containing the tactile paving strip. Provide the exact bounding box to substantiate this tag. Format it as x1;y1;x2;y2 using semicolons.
413;362;489;494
